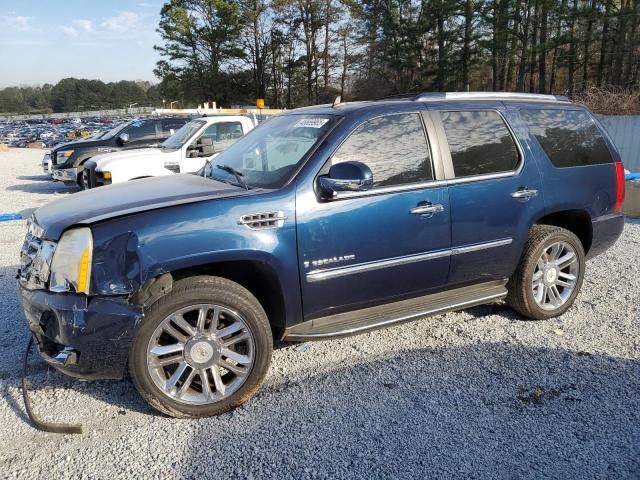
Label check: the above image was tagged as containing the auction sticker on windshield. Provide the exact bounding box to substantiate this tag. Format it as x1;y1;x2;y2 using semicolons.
294;118;329;128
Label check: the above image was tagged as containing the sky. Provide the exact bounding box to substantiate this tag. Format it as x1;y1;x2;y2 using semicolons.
0;0;164;87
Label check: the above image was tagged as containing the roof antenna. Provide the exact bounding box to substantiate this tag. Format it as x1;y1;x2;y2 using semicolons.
332;96;342;108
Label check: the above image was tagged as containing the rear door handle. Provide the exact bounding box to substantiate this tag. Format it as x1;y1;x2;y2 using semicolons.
511;188;538;200
410;203;445;216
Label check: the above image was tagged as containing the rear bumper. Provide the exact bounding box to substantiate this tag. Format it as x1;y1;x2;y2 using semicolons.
587;213;624;260
18;281;143;380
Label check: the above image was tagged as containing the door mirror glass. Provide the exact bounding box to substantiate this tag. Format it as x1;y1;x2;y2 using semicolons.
318;161;373;199
118;132;130;145
188;136;215;157
197;137;215;156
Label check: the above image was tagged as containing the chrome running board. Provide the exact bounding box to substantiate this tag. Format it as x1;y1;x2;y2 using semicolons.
283;280;508;341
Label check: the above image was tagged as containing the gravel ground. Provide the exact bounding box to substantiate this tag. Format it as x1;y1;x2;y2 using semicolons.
0;149;638;479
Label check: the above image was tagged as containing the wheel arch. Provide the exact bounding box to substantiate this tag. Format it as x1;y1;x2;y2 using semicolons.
139;259;289;342
535;209;592;254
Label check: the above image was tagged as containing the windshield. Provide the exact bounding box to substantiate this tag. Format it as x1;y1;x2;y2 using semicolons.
101;121;131;140
161;120;206;149
89;129;109;140
205;114;336;189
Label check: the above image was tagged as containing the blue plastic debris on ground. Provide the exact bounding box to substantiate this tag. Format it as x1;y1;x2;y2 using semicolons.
0;213;22;222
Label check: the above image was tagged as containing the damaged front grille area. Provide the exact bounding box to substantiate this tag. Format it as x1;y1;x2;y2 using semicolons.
238;211;286;230
18;220;55;289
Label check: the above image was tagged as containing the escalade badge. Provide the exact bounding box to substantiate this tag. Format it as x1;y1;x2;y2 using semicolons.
304;254;355;269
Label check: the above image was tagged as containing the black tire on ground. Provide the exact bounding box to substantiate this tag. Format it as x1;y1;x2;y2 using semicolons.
506;224;586;320
128;275;273;418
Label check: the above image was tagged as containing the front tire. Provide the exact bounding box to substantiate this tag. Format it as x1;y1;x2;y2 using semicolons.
129;276;273;418
507;225;585;320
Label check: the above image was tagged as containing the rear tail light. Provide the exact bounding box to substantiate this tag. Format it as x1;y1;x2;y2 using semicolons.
614;162;625;213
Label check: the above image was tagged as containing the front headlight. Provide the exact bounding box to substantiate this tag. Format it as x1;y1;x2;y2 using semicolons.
49;227;93;295
57;149;74;160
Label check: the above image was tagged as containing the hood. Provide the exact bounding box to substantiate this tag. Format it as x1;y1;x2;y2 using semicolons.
34;174;252;240
92;147;170;168
53;138;104;151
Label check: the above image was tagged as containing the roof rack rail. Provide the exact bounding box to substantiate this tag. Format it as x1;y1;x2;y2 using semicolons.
413;92;570;102
375;92;420;101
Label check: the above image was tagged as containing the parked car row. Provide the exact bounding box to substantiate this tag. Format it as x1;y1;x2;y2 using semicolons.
0;116;120;148
40;114;257;189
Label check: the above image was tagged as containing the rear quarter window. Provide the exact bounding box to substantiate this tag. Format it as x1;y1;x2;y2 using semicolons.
439;110;520;177
519;109;613;167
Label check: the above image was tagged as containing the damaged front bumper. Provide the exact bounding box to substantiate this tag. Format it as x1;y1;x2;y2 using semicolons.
18;281;143;380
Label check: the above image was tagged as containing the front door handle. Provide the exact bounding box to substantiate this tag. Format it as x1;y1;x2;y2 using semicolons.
511;188;538;200
410;203;445;216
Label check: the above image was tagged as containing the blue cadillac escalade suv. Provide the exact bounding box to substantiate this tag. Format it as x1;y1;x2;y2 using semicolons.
18;92;625;418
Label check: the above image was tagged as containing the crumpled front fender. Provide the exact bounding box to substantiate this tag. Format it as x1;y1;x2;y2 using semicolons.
92;230;143;296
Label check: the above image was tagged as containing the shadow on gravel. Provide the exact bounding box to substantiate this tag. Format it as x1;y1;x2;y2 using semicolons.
6;182;79;195
178;343;639;479
16;175;50;182
9;329;639;477
462;302;519;320
5;252;638;478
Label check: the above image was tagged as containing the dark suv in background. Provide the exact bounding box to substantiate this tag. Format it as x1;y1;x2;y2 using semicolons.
50;116;192;187
19;92;624;419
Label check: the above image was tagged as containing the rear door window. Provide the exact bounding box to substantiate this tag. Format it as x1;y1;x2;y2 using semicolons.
331;113;433;188
439;110;520;177
519;109;613;167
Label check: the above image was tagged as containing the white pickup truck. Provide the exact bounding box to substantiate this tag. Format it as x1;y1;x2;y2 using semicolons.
82;115;256;188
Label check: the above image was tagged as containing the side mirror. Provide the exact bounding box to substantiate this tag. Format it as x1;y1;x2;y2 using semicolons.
118;132;130;146
318;161;373;200
197;137;215;157
188;137;215;157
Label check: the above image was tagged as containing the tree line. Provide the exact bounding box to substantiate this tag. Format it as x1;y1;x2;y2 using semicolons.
0;79;161;114
154;0;640;108
2;1;638;114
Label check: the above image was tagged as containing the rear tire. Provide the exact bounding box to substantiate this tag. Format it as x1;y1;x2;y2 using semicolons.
507;225;585;320
129;276;273;418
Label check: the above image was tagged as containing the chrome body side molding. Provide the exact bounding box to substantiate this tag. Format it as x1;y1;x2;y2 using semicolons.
306;249;450;283
451;238;512;255
306;238;512;283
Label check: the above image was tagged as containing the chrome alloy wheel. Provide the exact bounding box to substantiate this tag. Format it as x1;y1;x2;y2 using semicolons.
532;241;579;310
146;304;255;405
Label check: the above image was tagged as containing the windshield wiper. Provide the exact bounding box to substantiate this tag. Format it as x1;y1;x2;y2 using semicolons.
202;159;211;176
216;164;249;190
